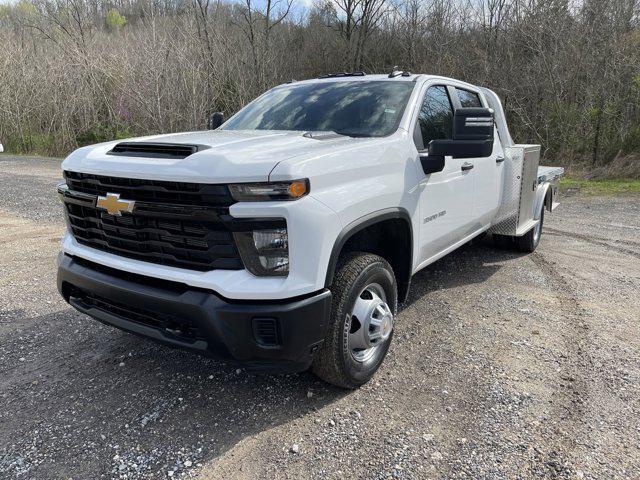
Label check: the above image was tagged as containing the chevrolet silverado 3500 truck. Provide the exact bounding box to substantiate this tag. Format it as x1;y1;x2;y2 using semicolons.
57;72;563;388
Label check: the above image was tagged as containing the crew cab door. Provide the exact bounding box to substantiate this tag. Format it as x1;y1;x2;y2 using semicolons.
452;87;502;226
412;85;475;264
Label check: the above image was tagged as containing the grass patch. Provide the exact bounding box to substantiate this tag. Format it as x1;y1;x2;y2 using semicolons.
0;152;62;160
560;177;640;195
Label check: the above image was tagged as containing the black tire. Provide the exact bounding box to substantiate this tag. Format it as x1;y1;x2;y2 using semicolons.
312;252;397;389
516;206;544;253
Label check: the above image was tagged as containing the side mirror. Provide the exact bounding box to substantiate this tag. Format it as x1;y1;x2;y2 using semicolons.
419;152;445;174
207;112;224;130
429;107;494;159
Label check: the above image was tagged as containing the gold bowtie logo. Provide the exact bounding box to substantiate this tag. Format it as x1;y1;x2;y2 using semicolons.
96;193;135;216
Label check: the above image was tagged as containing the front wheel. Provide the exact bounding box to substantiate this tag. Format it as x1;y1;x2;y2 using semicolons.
312;252;397;389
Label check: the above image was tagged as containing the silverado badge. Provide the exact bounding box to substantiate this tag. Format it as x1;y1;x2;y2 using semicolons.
96;193;135;216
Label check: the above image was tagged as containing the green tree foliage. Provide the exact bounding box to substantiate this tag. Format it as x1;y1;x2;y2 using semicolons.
105;8;126;31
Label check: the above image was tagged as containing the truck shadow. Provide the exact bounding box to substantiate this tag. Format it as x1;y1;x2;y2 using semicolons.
1;238;526;477
402;235;526;310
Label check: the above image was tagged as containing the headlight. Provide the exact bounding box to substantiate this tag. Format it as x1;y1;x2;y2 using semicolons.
229;180;309;202
234;228;289;276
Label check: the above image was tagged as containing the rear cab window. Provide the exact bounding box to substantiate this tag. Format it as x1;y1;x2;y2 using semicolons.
456;88;482;108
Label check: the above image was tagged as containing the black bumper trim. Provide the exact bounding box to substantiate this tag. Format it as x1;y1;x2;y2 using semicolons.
57;254;332;372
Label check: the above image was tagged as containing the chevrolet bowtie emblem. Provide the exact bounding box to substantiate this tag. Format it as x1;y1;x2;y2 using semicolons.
96;193;135;216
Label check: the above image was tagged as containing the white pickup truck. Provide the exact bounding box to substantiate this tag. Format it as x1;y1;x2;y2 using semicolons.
57;71;563;388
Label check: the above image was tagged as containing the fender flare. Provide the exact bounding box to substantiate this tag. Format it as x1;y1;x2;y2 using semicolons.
533;182;552;220
323;207;414;288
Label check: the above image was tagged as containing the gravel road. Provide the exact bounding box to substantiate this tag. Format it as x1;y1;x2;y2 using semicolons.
1;155;639;479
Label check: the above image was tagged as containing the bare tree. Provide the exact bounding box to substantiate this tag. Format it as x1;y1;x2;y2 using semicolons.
0;0;638;175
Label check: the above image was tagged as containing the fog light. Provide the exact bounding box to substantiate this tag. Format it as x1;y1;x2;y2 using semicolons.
234;228;289;276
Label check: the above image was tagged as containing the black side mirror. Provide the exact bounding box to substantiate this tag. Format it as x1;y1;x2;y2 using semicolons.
453;107;494;141
428;139;493;158
419;152;445;174
208;112;224;129
429;107;494;159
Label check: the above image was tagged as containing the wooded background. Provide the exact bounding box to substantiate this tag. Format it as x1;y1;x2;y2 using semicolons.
1;0;639;175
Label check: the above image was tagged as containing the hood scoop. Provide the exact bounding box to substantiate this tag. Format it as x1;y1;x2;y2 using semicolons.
107;142;209;159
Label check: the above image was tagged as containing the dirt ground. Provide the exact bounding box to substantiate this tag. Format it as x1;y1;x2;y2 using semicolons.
0;156;638;479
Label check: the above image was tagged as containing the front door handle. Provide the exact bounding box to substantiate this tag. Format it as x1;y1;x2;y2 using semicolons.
496;155;505;163
461;162;474;171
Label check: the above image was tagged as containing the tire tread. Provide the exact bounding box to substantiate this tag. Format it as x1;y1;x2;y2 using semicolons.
312;252;396;389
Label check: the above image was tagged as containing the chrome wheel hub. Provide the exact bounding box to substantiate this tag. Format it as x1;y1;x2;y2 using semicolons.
348;283;394;363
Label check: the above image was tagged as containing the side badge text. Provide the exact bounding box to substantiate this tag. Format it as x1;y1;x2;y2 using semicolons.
424;210;446;223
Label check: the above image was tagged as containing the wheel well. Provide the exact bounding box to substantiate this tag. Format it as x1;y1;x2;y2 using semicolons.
545;186;553;211
327;217;413;303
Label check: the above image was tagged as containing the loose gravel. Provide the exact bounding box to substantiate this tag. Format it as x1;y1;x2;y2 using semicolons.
1;156;639;479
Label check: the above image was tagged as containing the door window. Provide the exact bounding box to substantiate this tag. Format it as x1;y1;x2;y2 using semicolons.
456;88;482;107
415;86;454;150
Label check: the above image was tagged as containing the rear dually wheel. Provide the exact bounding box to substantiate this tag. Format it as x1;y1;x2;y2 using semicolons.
516;205;545;253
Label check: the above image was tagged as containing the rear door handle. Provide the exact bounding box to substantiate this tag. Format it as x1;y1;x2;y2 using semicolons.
496;155;505;163
461;162;474;171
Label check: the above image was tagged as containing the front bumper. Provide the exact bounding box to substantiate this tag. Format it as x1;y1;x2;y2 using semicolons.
57;254;332;372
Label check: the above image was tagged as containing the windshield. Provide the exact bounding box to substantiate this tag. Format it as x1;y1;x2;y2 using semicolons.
222;81;415;137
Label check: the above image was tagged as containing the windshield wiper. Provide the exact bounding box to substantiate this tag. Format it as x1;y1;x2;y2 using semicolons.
302;130;373;139
303;131;347;140
333;131;372;138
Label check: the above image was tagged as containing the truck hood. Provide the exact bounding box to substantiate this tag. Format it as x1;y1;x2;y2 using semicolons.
61;130;362;183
